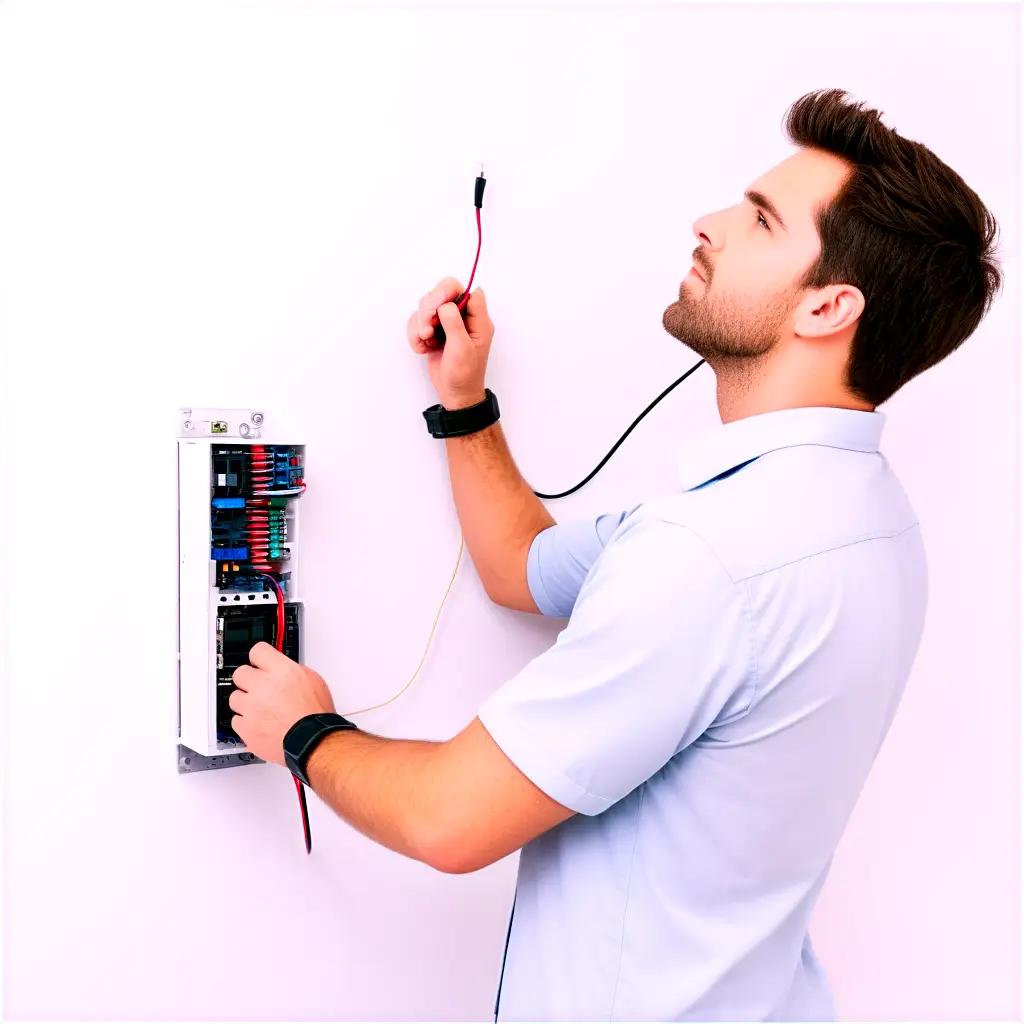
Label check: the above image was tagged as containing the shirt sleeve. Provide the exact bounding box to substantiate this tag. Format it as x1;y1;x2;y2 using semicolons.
527;505;642;617
478;516;754;816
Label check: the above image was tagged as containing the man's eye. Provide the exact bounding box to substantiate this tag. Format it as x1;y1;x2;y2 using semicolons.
757;211;770;231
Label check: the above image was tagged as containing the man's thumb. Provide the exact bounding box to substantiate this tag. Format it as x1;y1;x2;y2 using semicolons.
438;301;467;339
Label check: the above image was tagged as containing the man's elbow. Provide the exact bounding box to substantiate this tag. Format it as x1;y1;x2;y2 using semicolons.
430;851;484;875
416;824;501;875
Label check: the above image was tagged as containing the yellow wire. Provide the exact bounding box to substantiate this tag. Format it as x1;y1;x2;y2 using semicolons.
340;531;465;718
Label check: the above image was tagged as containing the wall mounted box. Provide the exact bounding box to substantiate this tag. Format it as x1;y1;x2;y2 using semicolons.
176;408;305;773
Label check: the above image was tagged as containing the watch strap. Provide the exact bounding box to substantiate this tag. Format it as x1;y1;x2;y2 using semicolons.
283;712;358;786
423;388;500;438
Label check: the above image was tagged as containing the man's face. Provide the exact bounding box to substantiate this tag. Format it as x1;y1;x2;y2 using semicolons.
662;147;854;364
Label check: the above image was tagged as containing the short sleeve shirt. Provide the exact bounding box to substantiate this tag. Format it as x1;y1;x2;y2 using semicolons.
476;405;929;1021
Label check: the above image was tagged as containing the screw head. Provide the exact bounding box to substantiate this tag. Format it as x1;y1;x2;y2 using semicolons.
239;423;251;437
252;412;264;425
183;420;193;431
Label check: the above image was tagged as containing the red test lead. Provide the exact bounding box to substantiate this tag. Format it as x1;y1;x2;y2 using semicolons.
433;164;486;346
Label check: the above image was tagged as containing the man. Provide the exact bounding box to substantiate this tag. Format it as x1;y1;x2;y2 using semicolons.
228;88;1003;1020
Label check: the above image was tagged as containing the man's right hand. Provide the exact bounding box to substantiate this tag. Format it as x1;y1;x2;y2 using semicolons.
407;277;494;410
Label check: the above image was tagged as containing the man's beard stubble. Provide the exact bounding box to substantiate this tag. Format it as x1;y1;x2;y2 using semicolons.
662;282;793;369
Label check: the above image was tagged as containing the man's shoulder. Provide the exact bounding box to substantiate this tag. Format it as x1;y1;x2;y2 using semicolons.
633;446;922;583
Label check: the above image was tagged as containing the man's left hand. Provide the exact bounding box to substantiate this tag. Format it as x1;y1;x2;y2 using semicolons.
229;642;338;767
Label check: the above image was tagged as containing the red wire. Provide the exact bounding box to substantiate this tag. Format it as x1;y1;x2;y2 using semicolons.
259;573;286;654
244;191;465;854
293;774;311;850
247;186;474;858
455;207;482;314
257;556;308;851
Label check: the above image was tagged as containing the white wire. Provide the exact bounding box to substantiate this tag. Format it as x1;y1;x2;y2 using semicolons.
341;531;465;718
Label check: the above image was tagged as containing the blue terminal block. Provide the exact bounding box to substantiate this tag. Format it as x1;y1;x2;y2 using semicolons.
212;497;246;509
212;547;248;560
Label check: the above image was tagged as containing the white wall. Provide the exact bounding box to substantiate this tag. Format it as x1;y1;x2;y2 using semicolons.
2;1;1019;1019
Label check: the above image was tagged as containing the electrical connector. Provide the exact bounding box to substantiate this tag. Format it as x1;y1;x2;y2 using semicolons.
475;164;486;208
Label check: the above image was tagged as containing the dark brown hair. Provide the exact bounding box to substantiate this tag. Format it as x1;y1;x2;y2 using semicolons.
783;89;1003;406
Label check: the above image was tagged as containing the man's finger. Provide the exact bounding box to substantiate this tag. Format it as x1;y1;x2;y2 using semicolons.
232;663;257;690
249;640;287;669
437;300;468;342
408;311;431;350
436;276;463;302
419;278;463;333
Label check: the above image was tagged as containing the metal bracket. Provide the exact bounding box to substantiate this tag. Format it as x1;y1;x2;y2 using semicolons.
177;742;266;774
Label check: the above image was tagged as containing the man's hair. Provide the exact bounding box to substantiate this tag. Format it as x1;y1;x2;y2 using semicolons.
784;88;1003;406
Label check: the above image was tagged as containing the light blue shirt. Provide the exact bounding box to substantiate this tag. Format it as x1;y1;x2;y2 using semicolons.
477;405;929;1021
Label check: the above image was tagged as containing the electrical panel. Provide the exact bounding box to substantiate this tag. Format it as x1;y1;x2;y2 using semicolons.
176;408;306;773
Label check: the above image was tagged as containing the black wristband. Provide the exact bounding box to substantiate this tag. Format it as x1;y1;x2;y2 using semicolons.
282;712;358;787
422;388;500;438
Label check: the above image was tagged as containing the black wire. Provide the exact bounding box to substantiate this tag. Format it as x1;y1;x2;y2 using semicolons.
297;781;312;854
450;169;705;501
529;358;707;500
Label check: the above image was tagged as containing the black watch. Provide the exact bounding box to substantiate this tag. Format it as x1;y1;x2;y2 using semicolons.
283;712;358;786
423;388;500;438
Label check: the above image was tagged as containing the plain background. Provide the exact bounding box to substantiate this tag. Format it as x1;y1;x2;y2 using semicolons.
1;1;1020;1020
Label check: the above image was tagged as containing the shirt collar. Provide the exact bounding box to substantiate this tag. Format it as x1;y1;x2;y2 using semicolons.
677;405;886;492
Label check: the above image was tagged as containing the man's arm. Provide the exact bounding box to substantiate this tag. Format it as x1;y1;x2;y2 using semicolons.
443;405;554;612
408;281;555;612
306;716;575;873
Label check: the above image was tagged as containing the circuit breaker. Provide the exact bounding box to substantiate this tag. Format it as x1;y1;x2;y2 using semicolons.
176;407;306;773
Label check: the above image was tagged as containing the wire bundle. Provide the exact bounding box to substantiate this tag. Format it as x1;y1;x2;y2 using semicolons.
245;504;287;571
246;446;290;573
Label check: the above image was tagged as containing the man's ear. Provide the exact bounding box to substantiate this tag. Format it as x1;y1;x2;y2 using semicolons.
793;284;865;339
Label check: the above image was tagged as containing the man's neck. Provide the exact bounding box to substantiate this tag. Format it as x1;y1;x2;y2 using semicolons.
712;347;876;424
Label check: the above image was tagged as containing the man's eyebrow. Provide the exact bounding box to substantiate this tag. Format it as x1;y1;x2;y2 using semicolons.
745;189;788;232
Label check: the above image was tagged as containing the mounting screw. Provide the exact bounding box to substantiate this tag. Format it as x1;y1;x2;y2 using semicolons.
183;420;193;431
239;423;251;438
252;412;264;425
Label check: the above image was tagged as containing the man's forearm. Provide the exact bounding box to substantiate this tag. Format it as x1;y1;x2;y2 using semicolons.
443;407;554;596
304;728;447;867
